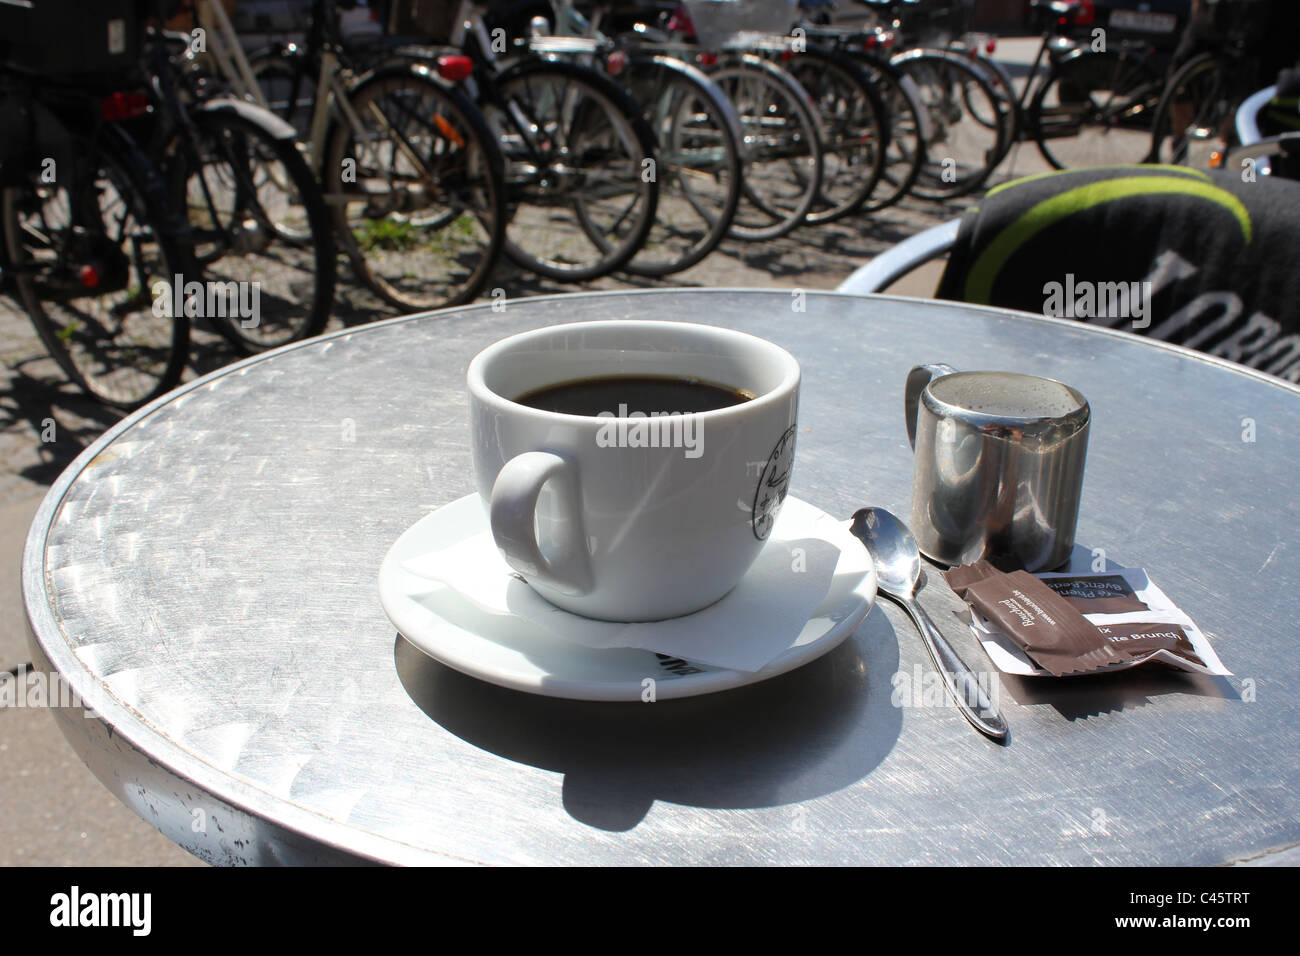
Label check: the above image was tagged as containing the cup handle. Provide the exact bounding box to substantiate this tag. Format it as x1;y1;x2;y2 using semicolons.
905;363;958;450
489;451;594;597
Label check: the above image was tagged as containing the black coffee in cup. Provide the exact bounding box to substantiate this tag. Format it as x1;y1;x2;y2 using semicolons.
515;376;753;417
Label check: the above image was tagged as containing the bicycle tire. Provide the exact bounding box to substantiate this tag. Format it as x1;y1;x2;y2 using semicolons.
246;47;316;142
615;53;743;277
893;49;1002;200
960;49;1018;168
844;49;928;212
488;57;659;282
169;104;335;352
783;45;887;225
706;53;823;241
1030;47;1162;170
2;126;190;410
1147;53;1235;167
325;64;507;311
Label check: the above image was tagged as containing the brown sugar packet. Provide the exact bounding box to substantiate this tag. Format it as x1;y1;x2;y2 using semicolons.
1039;574;1151;613
1095;622;1207;669
944;563;1127;676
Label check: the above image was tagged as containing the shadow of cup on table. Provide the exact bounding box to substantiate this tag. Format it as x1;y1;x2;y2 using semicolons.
392;606;904;833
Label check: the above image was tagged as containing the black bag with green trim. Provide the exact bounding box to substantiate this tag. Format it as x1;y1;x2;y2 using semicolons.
935;165;1300;383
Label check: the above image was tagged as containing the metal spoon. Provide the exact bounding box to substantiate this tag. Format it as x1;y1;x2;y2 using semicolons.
850;507;1008;742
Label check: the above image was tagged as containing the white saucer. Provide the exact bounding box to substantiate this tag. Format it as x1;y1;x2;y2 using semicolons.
377;494;876;701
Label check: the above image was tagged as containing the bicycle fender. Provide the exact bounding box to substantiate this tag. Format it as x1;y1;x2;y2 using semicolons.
195;97;299;142
346;61;454;95
892;48;985;143
629;52;746;149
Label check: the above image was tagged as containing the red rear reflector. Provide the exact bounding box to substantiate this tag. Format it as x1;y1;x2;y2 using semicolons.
606;50;628;75
100;92;148;122
436;55;473;83
986;38;997;55
698;52;717;67
79;265;100;288
1078;1;1096;25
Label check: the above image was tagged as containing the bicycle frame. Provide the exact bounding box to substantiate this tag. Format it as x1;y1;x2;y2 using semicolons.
193;0;269;109
448;1;607;181
1008;21;1083;117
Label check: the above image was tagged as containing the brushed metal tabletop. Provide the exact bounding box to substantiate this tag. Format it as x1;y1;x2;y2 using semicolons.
23;290;1300;866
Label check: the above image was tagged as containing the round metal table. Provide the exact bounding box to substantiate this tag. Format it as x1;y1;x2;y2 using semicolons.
23;290;1300;865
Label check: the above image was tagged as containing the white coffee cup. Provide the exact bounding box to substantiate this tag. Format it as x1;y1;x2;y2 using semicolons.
467;320;801;621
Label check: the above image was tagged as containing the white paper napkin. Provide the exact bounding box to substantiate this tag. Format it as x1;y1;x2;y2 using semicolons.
400;499;860;673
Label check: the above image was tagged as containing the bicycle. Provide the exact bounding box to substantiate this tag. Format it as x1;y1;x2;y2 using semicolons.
495;0;745;277
1020;0;1165;169
144;25;336;352
449;0;661;281
796;19;930;211
1;1;192;409
502;1;823;241
889;46;1004;197
246;0;507;311
1147;5;1271;168
837;0;1001;198
634;1;823;239
866;0;1165;177
733;33;887;224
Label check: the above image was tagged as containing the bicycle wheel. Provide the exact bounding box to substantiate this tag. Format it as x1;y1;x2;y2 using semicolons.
894;50;1002;199
247;48;315;141
784;46;886;224
1148;53;1235;167
617;54;742;277
2;129;189;409
488;58;659;282
168;104;335;351
325;66;506;311
707;53;822;241
847;50;927;212
962;51;1018;168
1030;48;1162;169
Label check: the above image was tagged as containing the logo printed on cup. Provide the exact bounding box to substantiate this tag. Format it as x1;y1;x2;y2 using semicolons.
752;425;796;539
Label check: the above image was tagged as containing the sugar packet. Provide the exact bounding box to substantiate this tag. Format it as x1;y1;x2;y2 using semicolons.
943;563;1231;678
